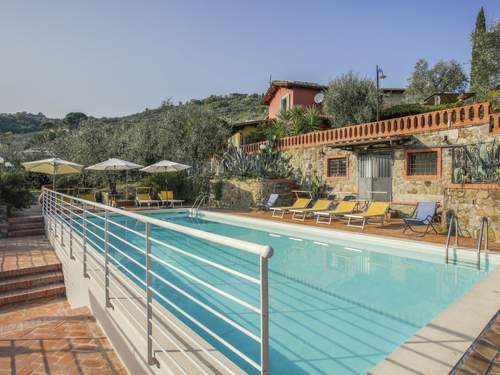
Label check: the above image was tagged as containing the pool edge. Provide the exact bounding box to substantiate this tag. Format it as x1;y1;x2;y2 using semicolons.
368;266;500;375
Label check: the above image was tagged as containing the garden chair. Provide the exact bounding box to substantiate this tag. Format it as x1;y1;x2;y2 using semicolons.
270;197;311;218
344;202;390;230
136;188;161;207
254;193;279;211
402;202;439;237
315;201;357;224
291;199;332;221
159;191;185;207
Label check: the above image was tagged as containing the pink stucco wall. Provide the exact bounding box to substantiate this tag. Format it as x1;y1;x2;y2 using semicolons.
268;87;322;119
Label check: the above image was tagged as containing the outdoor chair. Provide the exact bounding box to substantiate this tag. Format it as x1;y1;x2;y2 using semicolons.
290;199;332;221
344;202;390;230
77;192;97;203
315;201;357;224
402;202;439;237
159;191;185;207
101;192;115;207
254;193;279;211
270;198;311;218
136;188;161;207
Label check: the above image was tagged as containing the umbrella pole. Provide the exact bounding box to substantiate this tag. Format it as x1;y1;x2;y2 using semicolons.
126;170;128;198
53;172;56;190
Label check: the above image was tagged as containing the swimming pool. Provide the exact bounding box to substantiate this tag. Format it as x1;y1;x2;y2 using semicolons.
81;210;496;375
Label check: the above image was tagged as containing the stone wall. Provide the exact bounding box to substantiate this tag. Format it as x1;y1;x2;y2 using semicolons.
444;188;500;241
281;123;499;240
212;178;295;210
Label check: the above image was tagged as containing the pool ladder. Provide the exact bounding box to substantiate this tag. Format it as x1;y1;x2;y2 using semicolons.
445;214;488;269
191;193;209;215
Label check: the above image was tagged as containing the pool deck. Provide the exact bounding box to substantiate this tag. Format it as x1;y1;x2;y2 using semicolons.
207;208;500;252
0;236;127;375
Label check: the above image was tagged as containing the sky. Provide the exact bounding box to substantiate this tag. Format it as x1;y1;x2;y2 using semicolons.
0;0;499;118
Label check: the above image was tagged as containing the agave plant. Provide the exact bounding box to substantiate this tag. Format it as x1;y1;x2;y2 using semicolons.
222;147;259;179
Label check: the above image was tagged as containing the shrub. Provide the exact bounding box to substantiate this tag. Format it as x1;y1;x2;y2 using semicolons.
0;169;33;213
380;102;466;120
323;72;378;127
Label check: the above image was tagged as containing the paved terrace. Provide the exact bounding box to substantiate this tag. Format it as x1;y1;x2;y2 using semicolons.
0;236;127;375
214;209;500;252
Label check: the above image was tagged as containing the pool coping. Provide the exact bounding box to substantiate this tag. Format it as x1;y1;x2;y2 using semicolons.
140;208;500;373
368;266;500;375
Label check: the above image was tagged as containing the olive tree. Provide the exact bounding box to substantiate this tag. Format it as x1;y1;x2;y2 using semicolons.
323;72;378;127
404;59;467;103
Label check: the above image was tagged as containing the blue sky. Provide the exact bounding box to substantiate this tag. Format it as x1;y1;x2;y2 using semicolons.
1;0;498;118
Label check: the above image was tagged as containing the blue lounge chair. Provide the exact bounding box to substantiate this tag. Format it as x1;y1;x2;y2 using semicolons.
403;202;438;236
255;193;279;211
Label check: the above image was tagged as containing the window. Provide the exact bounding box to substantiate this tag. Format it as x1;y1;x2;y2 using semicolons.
327;157;347;178
407;151;438;176
280;94;290;111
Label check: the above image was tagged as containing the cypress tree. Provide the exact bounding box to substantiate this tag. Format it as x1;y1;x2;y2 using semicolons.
470;8;488;93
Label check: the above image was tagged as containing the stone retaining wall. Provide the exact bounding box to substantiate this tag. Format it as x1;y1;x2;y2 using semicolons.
212;178;295;209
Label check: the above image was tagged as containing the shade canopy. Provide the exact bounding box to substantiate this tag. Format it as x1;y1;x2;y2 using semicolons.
86;158;143;171
140;160;191;173
22;158;84;175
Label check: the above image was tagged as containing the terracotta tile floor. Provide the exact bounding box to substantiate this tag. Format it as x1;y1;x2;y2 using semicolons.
452;311;500;375
218;209;500;251
0;297;127;375
0;236;61;274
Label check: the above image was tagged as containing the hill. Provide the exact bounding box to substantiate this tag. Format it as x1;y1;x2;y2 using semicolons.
0;93;267;135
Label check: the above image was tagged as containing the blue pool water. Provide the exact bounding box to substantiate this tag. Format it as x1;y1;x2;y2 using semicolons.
79;211;493;374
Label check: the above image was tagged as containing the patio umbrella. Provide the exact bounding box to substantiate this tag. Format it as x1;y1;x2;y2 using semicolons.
22;158;84;189
140;160;191;188
86;158;143;197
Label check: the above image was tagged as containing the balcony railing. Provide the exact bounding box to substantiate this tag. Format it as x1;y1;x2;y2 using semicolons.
41;187;273;374
241;102;492;153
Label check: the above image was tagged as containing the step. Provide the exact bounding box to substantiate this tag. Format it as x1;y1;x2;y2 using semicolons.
8;222;45;231
0;271;64;293
8;228;46;237
8;214;43;223
0;263;62;280
0;282;65;306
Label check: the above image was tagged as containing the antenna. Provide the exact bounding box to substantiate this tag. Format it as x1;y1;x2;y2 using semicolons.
269;74;272;85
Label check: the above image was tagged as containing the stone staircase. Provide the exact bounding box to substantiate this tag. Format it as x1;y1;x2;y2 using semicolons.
8;215;45;237
0;205;65;306
7;204;45;238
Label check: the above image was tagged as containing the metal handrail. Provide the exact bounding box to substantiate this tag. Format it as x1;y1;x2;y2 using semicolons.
476;216;489;269
40;187;272;374
445;212;459;264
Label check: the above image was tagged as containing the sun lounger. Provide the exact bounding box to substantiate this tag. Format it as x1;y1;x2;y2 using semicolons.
136;188;161;207
159;191;185;207
101;192;116;207
403;202;438;237
315;201;357;224
254;193;279;211
77;192;97;202
344;202;390;230
290;199;332;221
270;197;311;218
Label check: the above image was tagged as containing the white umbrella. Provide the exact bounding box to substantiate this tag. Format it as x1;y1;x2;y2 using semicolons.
140;160;191;189
0;157;4;164
86;158;143;197
22;157;84;188
140;160;191;173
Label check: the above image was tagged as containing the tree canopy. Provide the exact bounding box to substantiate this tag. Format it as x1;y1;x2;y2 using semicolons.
470;8;500;99
323;71;378;127
404;59;467;103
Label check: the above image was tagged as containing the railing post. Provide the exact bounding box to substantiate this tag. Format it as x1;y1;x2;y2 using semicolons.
69;197;74;259
59;194;64;247
145;222;157;366
83;203;88;278
104;211;112;308
260;256;269;375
